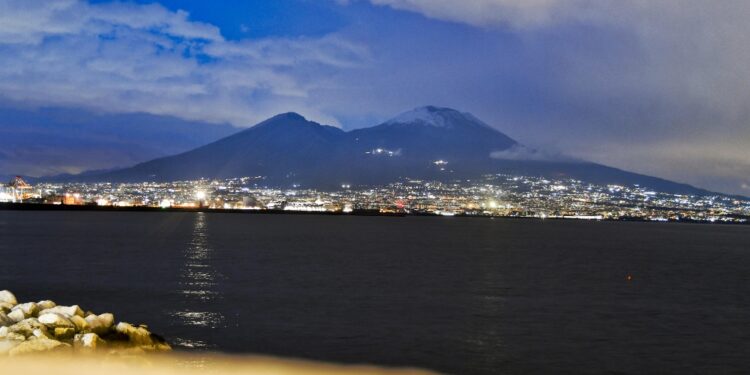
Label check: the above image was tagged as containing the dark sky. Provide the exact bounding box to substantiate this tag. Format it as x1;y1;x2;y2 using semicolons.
0;0;748;194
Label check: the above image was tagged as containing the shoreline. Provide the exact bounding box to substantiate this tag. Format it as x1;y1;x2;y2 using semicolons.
1;289;436;374
1;202;747;226
0;290;170;356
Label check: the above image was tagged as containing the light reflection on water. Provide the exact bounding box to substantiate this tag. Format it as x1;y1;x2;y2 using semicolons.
174;311;225;327
171;212;225;348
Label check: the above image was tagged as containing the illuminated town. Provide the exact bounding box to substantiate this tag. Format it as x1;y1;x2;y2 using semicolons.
1;175;749;223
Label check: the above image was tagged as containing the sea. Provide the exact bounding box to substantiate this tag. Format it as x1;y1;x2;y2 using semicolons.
1;210;749;374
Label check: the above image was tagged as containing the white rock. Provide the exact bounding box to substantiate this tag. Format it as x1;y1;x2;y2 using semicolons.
8;337;70;356
39;305;84;318
7;309;26;323
99;313;114;326
32;328;52;339
0;290;17;306
115;322;153;346
74;332;104;350
11;302;39;317
0;326;7;337
85;313;114;335
0;302;12;313
113;322;169;350
7;318;47;338
38;313;75;329
36;300;56;311
53;327;75;340
70;315;89;332
0;312;13;327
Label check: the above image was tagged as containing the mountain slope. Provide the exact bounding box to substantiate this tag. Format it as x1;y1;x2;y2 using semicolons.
349;106;518;161
60;106;712;195
95;113;346;183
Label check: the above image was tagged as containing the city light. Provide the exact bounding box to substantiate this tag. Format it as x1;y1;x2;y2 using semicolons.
1;175;747;224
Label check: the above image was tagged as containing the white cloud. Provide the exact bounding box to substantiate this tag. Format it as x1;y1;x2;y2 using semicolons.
490;145;565;162
0;0;368;126
1;0;749;194
352;0;750;194
0;0;222;44
369;0;575;28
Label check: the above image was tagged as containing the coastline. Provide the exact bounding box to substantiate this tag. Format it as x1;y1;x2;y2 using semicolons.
1;202;747;226
0;288;437;374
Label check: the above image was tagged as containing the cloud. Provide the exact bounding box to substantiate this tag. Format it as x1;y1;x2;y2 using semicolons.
1;0;749;195
490;145;566;162
563;137;750;195
367;0;584;28
0;0;368;127
365;0;750;125
0;0;223;44
334;0;750;195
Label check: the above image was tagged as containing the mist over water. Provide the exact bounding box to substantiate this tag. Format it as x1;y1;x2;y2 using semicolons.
1;211;749;374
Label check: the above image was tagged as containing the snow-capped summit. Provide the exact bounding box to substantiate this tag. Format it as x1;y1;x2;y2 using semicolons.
57;106;711;196
385;106;492;129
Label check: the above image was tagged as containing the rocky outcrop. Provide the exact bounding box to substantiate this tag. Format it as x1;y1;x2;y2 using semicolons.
0;313;13;327
0;291;17;305
0;290;171;356
8;337;71;356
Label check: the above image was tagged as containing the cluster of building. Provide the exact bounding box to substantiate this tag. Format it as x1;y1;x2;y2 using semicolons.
2;175;749;223
0;176;35;202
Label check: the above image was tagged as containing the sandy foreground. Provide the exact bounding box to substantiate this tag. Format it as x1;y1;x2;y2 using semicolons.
0;290;438;374
0;352;439;375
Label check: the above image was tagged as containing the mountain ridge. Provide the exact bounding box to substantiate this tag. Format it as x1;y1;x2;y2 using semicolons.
44;106;720;196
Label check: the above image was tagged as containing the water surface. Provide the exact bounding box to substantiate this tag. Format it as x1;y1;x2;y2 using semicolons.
1;211;749;374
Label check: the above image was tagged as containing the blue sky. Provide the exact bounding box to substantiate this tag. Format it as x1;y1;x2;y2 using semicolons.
118;0;348;39
0;0;749;195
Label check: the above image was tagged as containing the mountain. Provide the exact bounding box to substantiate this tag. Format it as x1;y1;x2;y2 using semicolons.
80;112;347;183
351;106;518;161
56;106;712;195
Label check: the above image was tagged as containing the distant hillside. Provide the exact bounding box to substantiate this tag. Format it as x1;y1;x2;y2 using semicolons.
58;106;714;196
0;105;237;178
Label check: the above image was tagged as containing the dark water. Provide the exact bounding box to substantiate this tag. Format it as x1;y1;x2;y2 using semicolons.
1;211;749;374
